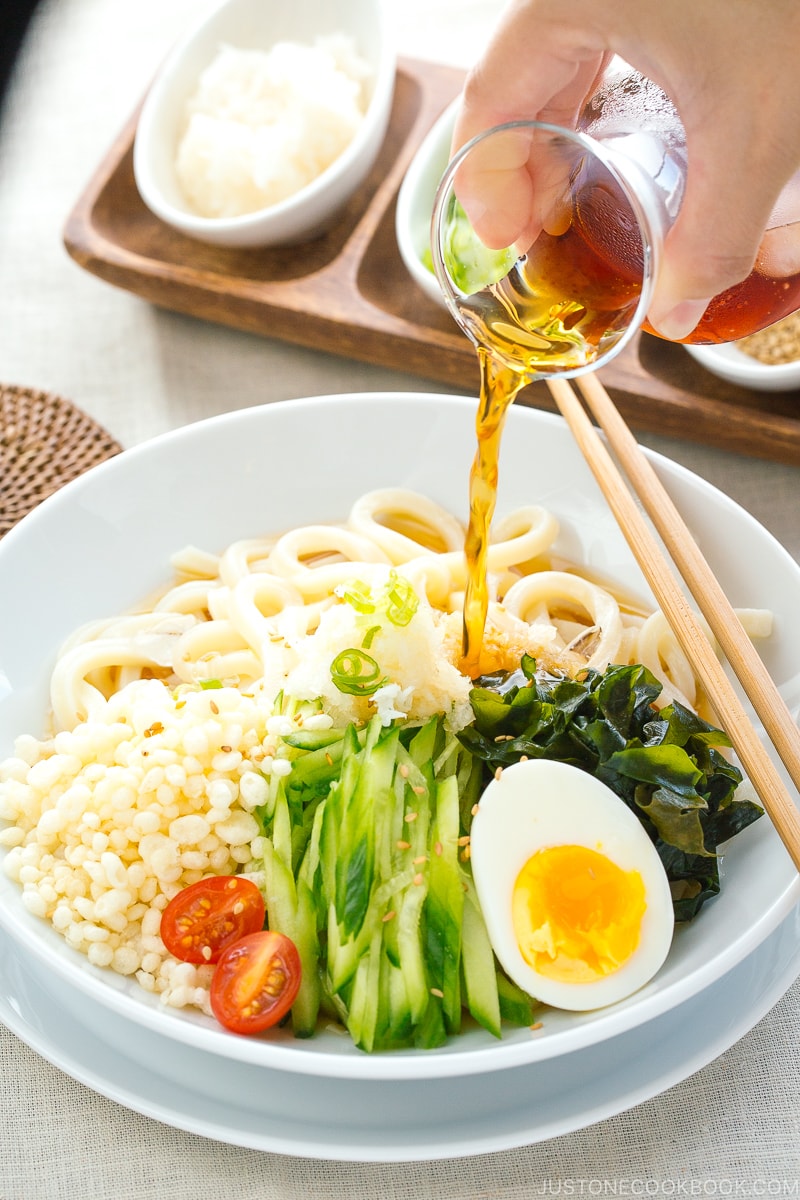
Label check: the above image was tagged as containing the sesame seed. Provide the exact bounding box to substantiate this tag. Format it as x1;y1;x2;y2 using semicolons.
471;803;479;816
430;987;444;999
209;701;219;715
434;841;443;856
412;854;427;865
405;811;418;823
457;835;470;846
396;839;411;851
412;785;426;796
530;1021;543;1032
399;764;409;778
494;766;503;781
381;910;396;923
412;873;424;886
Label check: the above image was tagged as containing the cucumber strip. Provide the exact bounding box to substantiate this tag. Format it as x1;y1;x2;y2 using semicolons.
345;924;383;1052
460;881;502;1038
394;869;429;1023
284;726;367;802
297;798;325;911
270;782;293;867
381;958;413;1049
406;715;439;782
319;726;360;906
289;877;322;1037
496;971;540;1027
326;900;374;993
413;992;447;1050
281;728;344;751
334;720;385;939
260;838;321;1037
424;775;463;1033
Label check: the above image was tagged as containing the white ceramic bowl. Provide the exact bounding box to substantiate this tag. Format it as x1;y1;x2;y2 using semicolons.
1;393;799;1087
395;98;457;306
133;0;396;248
686;340;800;393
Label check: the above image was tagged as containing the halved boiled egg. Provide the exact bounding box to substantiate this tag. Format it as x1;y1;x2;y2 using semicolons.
470;758;674;1011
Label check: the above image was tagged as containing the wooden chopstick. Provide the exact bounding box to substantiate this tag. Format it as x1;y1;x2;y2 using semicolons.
546;374;800;872
576;370;800;794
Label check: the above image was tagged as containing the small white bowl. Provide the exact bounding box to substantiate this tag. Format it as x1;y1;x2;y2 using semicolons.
685;339;800;393
395;98;458;307
133;0;396;248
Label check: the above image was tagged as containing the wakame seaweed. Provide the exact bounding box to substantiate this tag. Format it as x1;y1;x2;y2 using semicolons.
458;656;764;922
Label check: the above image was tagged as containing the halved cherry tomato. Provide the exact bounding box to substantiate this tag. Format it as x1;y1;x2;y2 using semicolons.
160;875;266;964
210;930;302;1035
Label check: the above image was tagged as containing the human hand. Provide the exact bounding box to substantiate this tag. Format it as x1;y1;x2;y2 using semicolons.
451;0;800;339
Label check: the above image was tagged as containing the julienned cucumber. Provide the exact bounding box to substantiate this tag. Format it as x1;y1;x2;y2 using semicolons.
254;708;538;1051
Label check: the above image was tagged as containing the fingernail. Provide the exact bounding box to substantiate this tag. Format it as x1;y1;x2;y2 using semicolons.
649;298;712;341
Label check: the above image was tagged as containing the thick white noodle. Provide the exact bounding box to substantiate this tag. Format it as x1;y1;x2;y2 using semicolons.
50;613;196;729
633;611;697;710
264;527;391;599
153;579;221;616
347;489;465;562
46;488;748;732
217;538;277;588
502;571;624;671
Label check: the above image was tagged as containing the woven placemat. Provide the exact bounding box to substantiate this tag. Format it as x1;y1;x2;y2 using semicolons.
0;384;123;537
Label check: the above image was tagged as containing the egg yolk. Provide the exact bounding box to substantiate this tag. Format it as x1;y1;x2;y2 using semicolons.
512;844;647;984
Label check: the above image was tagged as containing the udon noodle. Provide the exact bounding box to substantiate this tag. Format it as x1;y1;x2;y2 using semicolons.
45;487;768;734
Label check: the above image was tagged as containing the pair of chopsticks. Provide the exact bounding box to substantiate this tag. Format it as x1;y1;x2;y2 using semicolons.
546;373;800;873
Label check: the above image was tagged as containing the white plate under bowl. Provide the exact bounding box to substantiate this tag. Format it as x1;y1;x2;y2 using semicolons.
1;393;799;1085
2;908;798;1160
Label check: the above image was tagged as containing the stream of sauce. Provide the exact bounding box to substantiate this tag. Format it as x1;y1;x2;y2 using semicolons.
461;349;526;677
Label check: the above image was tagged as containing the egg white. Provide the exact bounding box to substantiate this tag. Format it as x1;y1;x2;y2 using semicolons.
469;758;675;1011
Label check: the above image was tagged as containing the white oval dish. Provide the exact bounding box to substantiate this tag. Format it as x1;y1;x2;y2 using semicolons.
1;392;799;1083
395;98;457;306
132;0;396;248
686;340;800;393
3;909;799;1160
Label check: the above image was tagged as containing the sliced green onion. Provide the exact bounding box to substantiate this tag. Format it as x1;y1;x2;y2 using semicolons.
331;649;387;696
339;580;376;614
199;679;223;690
361;625;381;650
384;570;419;627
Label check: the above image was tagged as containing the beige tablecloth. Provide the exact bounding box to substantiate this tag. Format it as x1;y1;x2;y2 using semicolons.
1;1;799;1196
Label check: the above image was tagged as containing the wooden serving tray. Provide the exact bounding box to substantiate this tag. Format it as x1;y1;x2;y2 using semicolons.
63;57;800;466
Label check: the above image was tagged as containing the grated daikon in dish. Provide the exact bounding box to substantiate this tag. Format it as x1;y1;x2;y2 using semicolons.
175;35;372;218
